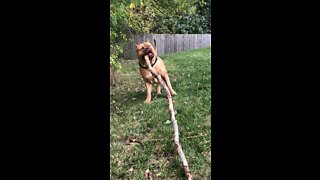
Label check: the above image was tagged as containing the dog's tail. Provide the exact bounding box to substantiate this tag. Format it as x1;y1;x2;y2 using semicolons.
153;39;157;57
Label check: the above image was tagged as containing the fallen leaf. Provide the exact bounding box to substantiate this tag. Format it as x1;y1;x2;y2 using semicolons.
128;167;134;172
164;120;171;124
125;137;143;146
145;169;150;177
155;143;161;150
148;159;157;165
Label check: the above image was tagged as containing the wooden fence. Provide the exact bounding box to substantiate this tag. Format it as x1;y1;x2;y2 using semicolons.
122;34;211;60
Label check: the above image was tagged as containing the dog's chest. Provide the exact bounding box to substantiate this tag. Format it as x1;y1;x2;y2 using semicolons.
140;68;159;84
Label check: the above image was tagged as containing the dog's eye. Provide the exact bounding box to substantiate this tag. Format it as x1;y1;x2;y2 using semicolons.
141;47;145;49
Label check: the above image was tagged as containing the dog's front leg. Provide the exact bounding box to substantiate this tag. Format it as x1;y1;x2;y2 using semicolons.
156;84;162;95
163;75;177;96
144;82;153;104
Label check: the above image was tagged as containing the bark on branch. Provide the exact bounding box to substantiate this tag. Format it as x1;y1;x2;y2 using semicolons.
144;55;192;180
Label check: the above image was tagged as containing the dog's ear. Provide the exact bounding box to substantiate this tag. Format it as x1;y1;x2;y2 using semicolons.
135;44;138;48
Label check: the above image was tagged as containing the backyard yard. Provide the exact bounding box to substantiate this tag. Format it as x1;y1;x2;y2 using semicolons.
110;47;211;179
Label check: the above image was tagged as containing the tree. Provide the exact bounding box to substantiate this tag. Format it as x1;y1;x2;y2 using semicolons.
127;0;211;34
110;0;131;70
110;0;212;72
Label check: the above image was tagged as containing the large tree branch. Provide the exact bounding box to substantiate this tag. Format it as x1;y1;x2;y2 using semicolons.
144;55;192;180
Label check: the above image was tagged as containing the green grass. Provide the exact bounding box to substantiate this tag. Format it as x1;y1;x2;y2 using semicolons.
110;47;211;179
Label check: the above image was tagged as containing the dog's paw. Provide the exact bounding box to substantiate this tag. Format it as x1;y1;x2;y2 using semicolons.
144;100;151;104
171;91;177;96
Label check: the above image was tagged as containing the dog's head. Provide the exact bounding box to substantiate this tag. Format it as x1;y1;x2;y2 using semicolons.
135;41;154;59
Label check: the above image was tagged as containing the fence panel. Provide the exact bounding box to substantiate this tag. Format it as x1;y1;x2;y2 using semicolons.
122;34;211;59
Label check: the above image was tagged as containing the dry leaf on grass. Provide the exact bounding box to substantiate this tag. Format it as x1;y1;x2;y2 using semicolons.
144;169;153;180
145;169;162;180
164;120;171;124
125;137;143;146
155;143;161;150
148;158;157;165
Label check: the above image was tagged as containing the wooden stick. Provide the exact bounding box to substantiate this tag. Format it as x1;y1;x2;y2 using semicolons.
144;55;192;180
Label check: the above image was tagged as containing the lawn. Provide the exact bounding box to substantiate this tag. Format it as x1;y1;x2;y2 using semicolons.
110;47;211;179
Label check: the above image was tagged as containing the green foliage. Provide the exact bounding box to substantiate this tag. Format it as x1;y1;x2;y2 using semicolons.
110;0;131;70
110;0;211;71
195;0;211;33
127;0;211;34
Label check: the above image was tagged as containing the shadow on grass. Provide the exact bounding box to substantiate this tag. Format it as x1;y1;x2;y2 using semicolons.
118;90;167;109
111;91;145;110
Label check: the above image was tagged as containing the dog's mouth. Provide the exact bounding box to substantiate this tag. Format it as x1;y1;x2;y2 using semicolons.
139;48;153;57
136;44;154;58
143;47;151;54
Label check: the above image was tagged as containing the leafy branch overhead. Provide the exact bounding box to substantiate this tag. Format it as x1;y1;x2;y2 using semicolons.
128;0;211;34
110;0;211;70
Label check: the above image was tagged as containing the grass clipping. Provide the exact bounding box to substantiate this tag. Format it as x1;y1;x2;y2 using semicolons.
144;55;192;180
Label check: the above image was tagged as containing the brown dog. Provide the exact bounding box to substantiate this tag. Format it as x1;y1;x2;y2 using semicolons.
135;40;177;104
